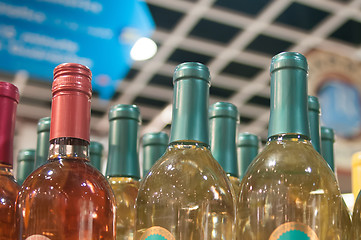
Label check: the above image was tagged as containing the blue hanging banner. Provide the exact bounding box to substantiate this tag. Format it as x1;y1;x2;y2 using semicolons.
0;0;155;99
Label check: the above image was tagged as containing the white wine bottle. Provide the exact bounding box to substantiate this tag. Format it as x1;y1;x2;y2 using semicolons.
135;62;235;240
238;52;343;240
321;126;351;240
209;102;240;200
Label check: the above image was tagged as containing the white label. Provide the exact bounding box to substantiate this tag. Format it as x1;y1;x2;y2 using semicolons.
26;235;52;240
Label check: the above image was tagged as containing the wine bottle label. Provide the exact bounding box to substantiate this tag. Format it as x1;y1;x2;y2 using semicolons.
25;235;52;240
269;222;319;240
140;226;175;240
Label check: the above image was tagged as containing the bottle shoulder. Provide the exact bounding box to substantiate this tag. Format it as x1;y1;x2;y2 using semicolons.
0;173;20;199
138;144;233;203
20;159;115;201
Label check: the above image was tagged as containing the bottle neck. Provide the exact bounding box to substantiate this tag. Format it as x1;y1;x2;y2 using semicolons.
170;79;210;144
321;139;335;172
48;137;89;161
268;133;310;144
308;109;321;154
35;130;50;168
209;117;238;177
143;143;167;176
106;118;140;179
268;68;310;138
238;144;259;178
0;97;17;166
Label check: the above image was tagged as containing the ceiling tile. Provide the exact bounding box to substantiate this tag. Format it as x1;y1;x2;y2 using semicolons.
221;62;263;79
189;19;241;44
329;19;361;46
274;2;330;31
133;96;169;108
245;34;294;56
167;48;213;65
213;0;271;16
148;4;184;31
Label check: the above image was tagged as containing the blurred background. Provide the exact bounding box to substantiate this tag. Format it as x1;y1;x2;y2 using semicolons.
1;0;361;194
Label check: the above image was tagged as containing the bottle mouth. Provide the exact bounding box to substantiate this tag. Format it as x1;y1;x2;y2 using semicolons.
52;63;92;97
173;62;211;84
270;52;308;74
0;81;19;103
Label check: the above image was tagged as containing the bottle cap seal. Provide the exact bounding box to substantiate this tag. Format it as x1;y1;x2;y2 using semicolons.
238;133;259;147
173;62;210;84
37;117;51;133
18;149;36;162
321;126;334;142
209;102;238;120
50;63;92;142
108;104;141;122
270;52;308;74
142;132;169;146
308;95;320;113
0;81;19;103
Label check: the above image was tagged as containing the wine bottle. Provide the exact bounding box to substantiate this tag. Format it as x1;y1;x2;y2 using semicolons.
0;81;20;239
135;62;235;240
351;191;361;239
353;152;361;199
321;127;335;171
308;95;322;154
16;149;35;185
320;126;351;239
141;132;168;177
106;104;141;240
34;117;51;169
209;102;240;200
90;141;103;172
238;52;343;239
237;132;259;179
16;63;116;239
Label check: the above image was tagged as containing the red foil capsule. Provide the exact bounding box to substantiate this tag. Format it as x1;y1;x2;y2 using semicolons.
50;63;92;142
0;82;19;166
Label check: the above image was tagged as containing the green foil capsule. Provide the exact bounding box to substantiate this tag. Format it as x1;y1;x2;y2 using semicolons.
17;149;35;185
34;117;51;168
237;132;259;178
89;141;103;171
142;132;168;177
308;95;322;153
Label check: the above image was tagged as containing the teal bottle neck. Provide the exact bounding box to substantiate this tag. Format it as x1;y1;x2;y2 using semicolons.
35;130;50;168
268;67;310;139
308;107;321;153
237;133;259;178
17;149;35;185
209;116;238;177
321;127;335;172
170;78;210;144
106;118;140;179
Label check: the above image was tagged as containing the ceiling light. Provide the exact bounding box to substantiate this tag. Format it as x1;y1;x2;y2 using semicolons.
130;37;157;61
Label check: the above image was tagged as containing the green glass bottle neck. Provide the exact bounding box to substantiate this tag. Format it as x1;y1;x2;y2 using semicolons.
268;68;310;138
308;109;321;154
143;144;167;176
17;160;35;185
238;145;258;178
35;130;50;168
106;118;140;179
170;79;209;144
321;138;335;172
209;117;238;177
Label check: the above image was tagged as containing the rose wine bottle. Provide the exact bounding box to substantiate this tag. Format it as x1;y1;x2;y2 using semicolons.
308;95;322;154
106;104;141;240
141;132;168;177
90;141;103;172
34;117;51;169
16;63;116;239
16;149;35;185
237;133;259;179
237;52;343;240
0;81;20;239
321;126;351;239
209;102;240;200
135;62;235;240
351;191;361;239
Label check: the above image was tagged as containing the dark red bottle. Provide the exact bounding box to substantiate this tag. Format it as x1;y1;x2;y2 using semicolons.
0;81;20;239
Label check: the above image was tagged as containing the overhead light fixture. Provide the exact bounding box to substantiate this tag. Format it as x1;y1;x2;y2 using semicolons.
130;37;157;61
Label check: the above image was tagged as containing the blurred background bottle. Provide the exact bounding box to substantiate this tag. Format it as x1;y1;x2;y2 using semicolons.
135;62;235;240
308;95;322;154
16;149;35;185
352;191;361;239
16;63;116;239
237;132;259;179
0;82;20;239
238;52;343;239
34;117;51;169
320;126;351;239
106;104;141;240
90;141;104;172
209;101;240;199
141;132;168;177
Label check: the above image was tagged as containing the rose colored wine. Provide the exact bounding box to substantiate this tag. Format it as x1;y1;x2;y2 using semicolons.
16;63;116;239
0;81;20;239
